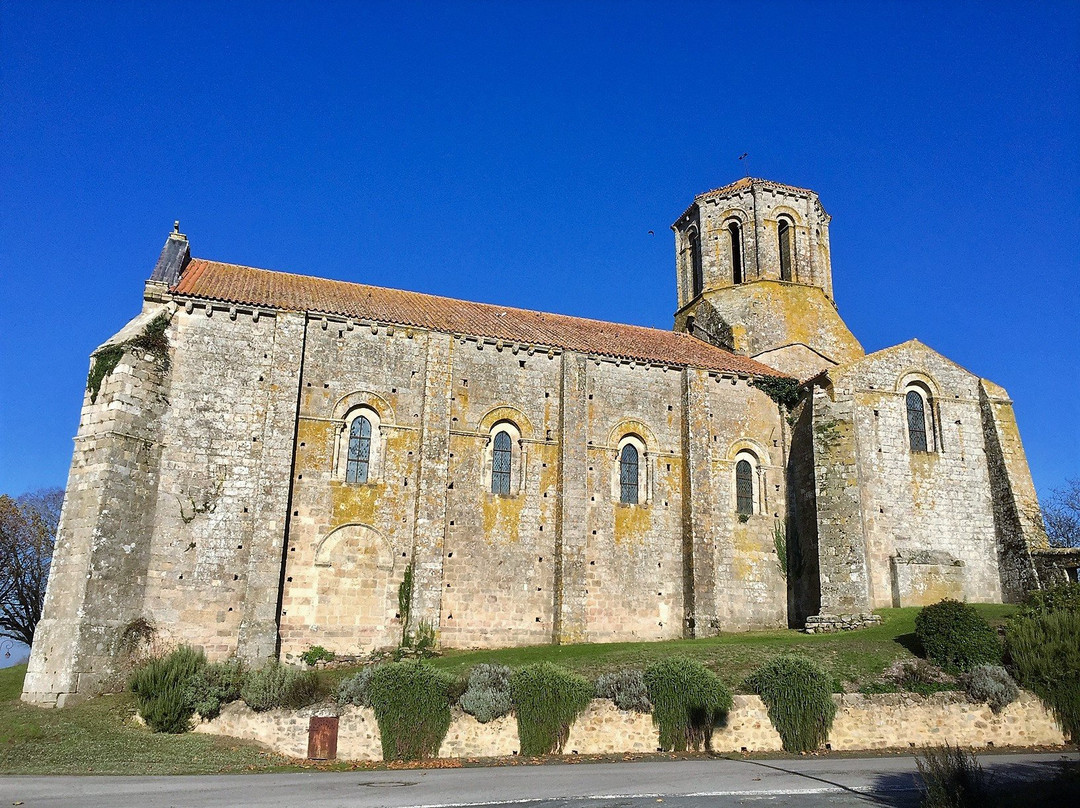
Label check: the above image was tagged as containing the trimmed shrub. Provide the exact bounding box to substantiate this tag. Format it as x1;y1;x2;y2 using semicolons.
915;743;990;808
459;664;513;724
299;646;335;666
510;662;593;756
644;656;732;752
182;659;245;720
337;666;377;707
964;665;1019;714
241;662;319;712
1006;608;1080;742
1018;582;1080;617
595;669;651;714
745;655;836;753
367;661;456;760
129;646;206;733
914;599;1002;673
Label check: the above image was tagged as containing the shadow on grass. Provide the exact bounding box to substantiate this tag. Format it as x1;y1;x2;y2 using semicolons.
894;633;923;657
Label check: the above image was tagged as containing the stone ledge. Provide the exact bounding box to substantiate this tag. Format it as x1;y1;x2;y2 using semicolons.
803;613;884;633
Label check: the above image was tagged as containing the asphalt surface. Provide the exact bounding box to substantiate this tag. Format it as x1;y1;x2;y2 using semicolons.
0;752;1076;808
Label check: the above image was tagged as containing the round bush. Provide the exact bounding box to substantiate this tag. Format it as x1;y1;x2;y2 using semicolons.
366;661;457;760
595;669;651;713
964;665;1019;713
182;659;245;720
914;599;1003;673
241;662;319;712
459;664;513;723
745;655;836;753
337;666;377;707
509;662;593;756
643;656;732;752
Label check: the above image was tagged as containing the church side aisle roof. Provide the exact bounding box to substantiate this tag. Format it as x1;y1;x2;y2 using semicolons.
173;258;788;378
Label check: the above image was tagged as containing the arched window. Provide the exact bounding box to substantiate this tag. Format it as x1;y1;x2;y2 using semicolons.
906;390;929;452
689;229;703;297
778;219;793;281
735;459;754;516
346;415;372;484
619;444;639;504
728;221;743;284
492;430;513;494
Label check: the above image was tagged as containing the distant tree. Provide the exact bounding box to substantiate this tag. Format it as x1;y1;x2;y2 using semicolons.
0;488;63;645
1044;478;1080;549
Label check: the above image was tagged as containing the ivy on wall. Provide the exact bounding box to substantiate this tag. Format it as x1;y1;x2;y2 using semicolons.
751;376;802;409
86;312;171;403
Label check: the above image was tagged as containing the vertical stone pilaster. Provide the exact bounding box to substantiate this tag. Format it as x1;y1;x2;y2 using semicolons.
236;311;306;664
554;351;589;643
409;332;453;629
682;367;717;636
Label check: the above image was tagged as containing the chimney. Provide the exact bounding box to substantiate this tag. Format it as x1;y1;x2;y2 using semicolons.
148;221;190;287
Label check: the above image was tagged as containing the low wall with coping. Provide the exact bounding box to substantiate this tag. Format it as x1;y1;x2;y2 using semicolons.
193;692;1066;761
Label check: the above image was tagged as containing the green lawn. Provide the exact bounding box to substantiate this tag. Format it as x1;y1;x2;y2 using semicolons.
0;604;1019;774
0;664;290;775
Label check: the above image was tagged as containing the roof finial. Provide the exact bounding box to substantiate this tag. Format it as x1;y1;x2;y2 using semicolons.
173;220;180;234
738;153;750;177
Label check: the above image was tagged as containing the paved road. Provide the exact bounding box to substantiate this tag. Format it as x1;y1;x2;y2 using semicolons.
0;753;1075;808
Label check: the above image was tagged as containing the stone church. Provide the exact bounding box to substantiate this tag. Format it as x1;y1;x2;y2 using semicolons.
24;178;1052;707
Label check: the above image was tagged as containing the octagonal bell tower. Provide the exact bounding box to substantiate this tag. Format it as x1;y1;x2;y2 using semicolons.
672;178;863;379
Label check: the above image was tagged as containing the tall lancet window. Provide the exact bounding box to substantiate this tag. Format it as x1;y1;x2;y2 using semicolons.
346;415;372;484
736;459;754;516
778;219;793;281
729;222;743;284
492;430;513;494
906;390;929;452
689;229;703;297
619;444;639;504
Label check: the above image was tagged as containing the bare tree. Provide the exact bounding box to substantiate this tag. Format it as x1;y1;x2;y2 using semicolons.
1044;478;1080;549
0;488;63;645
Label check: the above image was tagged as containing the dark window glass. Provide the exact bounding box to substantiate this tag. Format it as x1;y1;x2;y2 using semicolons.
492;430;512;494
690;230;703;297
778;220;793;281
906;391;929;452
729;222;743;284
620;444;639;504
346;415;372;484
736;459;754;516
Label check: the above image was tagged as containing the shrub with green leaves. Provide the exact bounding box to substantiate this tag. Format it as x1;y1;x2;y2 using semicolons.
367;661;456;760
644;656;732;752
510;662;593;756
963;665;1018;714
915;743;990;808
300;646;335;666
337;666;377;707
1006;608;1080;742
460;664;513;723
182;658;245;720
914;599;1002;673
240;662;320;712
129;646;206;733
745;655;836;753
1018;582;1080;617
595;669;651;714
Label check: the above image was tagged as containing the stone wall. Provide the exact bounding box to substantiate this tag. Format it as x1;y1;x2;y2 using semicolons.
195;692;1065;761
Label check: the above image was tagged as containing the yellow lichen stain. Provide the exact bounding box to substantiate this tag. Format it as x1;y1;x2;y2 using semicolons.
330;479;385;526
481;491;525;545
296;419;334;469
731;521;762;580
614;502;651;546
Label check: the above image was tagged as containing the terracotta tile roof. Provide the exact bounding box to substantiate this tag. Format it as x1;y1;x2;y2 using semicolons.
173;259;788;378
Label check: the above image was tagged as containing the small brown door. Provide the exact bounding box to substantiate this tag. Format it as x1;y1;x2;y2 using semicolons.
307;716;339;760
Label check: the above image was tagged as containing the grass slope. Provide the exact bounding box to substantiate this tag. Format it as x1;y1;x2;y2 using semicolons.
0;665;289;775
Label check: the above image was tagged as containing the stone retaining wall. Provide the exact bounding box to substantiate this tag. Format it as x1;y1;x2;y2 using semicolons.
194;691;1065;760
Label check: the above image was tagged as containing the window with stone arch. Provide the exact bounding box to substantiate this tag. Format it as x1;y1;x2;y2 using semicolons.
777;216;794;282
484;420;523;496
346;414;372;483
688;227;703;298
337;405;383;484
611;433;649;505
727;220;744;284
905;385;935;453
492;430;512;494
620;443;639;504
734;451;759;518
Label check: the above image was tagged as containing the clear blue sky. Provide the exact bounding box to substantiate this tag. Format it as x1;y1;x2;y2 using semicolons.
1;1;1077;502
